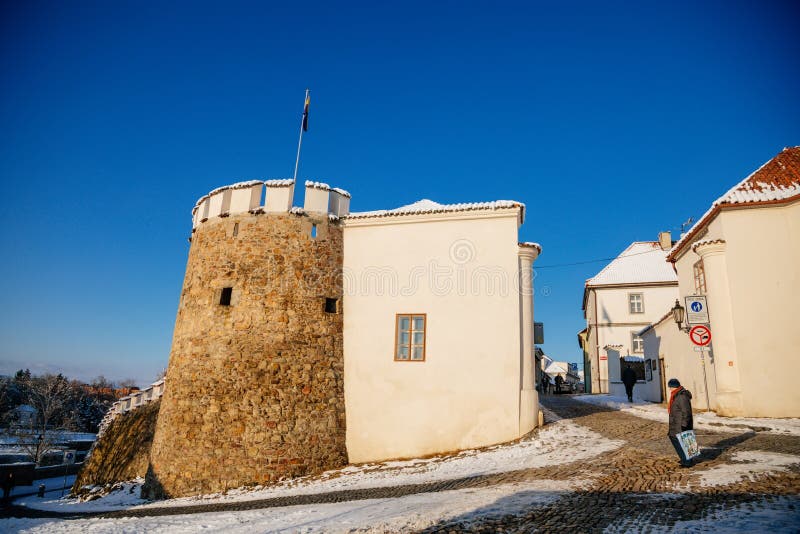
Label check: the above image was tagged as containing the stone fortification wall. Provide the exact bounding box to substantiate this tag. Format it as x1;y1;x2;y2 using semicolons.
73;400;160;492
144;211;346;498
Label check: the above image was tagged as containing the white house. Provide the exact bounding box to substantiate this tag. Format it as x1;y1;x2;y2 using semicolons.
580;239;678;400
543;360;580;392
12;404;37;426
654;146;800;417
343;198;541;462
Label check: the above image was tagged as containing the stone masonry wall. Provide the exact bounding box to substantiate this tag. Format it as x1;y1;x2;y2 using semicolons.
144;212;346;498
74;400;160;491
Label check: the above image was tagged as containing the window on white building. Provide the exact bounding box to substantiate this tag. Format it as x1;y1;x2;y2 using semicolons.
693;260;706;294
631;333;644;353
628;293;644;314
395;314;426;361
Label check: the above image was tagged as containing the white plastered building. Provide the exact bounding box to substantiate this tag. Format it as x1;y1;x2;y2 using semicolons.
343;199;541;462
581;240;678;400
651;146;800;417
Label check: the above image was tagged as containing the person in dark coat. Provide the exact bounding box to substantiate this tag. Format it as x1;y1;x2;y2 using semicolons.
667;378;695;467
2;471;14;503
621;364;637;402
554;374;564;394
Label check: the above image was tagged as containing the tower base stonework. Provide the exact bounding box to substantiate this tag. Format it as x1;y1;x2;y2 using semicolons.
144;211;346;498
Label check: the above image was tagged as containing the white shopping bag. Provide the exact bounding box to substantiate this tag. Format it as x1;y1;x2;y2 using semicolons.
676;430;701;459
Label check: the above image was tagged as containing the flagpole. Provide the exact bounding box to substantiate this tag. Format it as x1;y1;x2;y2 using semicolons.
292;89;309;182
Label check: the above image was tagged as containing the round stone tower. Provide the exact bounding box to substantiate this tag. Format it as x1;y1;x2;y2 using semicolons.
144;180;349;498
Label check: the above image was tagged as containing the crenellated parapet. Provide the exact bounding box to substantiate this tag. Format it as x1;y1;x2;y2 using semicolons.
191;179;351;229
97;378;166;438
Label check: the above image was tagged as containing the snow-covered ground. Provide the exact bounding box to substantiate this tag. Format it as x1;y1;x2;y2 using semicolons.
693;450;800;488
16;416;620;514
3;480;581;533
3;417;618;532
9;474;76;499
5;400;798;533
572;394;800;436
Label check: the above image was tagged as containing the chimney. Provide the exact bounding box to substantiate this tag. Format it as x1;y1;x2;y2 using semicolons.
658;231;672;251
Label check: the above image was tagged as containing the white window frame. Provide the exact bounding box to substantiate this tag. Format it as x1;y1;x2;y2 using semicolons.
631;332;644;354
628;293;644;314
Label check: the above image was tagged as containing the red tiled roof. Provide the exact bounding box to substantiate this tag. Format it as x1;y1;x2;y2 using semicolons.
668;147;800;261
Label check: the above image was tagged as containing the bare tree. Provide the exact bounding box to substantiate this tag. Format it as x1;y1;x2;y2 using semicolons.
9;374;71;465
117;378;139;390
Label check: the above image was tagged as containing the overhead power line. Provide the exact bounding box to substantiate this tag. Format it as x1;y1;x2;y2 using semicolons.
534;249;665;269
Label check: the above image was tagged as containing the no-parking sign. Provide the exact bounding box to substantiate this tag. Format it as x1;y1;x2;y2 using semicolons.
689;325;712;347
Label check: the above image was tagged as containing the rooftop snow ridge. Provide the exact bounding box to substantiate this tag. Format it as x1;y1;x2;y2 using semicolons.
519;241;542;252
305;180;331;190
347;198;525;219
193;180;264;210
207;180;264;197
265;179;294;187
669;146;800;260
331;187;351;198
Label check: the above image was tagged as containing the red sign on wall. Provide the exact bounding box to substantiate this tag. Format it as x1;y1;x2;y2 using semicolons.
689;325;712;346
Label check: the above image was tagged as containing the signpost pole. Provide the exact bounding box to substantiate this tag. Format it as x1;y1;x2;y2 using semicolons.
700;351;711;412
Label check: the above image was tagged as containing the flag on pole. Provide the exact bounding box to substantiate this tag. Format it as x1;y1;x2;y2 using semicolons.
302;93;310;131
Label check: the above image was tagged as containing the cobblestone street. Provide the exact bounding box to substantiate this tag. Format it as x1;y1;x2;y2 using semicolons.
422;395;800;532
3;395;799;532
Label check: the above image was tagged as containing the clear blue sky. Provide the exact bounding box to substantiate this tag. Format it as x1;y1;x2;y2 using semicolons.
1;1;798;386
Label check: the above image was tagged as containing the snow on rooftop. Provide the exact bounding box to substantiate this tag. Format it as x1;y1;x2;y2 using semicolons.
669;146;800;260
265;179;294;187
347;199;524;219
586;242;677;286
193;180;264;210
519;241;542;252
207;180;263;197
305;180;331;190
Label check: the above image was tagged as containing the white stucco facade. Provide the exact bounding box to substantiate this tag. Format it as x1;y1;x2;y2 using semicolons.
582;242;679;399
342;204;540;463
660;146;800;417
640;315;716;411
668;200;800;417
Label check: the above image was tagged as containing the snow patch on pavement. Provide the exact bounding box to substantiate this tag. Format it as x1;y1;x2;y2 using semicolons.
695;451;800;488
572;394;800;436
15;478;148;512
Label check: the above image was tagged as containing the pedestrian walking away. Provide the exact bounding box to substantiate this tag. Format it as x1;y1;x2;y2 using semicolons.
622;364;637;402
554;374;564;394
2;471;14;504
667;378;695;467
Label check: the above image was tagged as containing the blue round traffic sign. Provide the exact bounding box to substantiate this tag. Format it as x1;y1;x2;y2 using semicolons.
690;302;703;312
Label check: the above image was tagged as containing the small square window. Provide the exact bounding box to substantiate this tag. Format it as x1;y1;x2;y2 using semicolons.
219;287;233;306
325;298;338;314
629;293;644;314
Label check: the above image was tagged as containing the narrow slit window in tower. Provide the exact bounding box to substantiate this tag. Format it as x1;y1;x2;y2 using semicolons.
325;298;338;314
219;287;233;306
311;224;318;239
233;222;239;237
